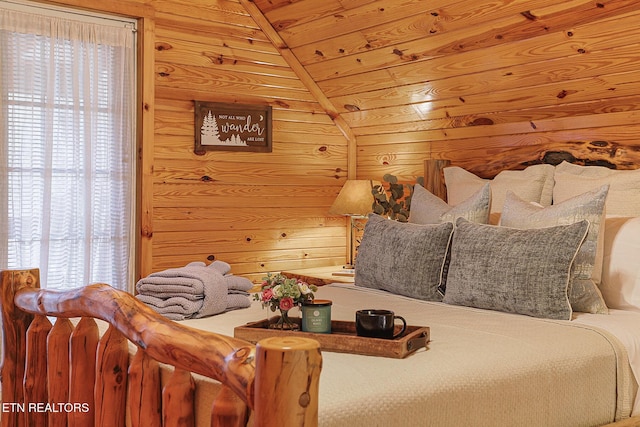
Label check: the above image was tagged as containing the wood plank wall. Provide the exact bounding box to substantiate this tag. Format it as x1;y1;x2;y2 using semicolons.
253;0;640;181
26;0;640;282
36;0;350;282
151;1;353;281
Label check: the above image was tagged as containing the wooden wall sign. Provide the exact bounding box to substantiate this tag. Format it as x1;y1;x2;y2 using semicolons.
194;101;272;154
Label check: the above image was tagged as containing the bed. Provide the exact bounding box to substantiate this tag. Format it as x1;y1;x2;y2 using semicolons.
3;151;640;427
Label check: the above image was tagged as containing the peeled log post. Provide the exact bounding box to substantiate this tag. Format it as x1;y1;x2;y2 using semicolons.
128;350;161;427
0;269;38;427
24;315;52;427
162;368;195;426
95;325;129;427
47;318;73;427
424;159;450;202
253;337;322;427
211;385;249;427
68;317;99;427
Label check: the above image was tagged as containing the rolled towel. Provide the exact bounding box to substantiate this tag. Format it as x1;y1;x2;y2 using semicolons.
226;293;251;312
136;294;201;321
136;265;216;296
192;273;227;319
135;277;203;300
224;275;254;292
206;260;232;275
136;261;253;320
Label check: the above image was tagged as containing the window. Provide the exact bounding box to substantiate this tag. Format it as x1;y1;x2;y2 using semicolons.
0;2;136;291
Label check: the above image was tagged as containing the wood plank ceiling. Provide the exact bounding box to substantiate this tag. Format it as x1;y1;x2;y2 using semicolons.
246;0;640;178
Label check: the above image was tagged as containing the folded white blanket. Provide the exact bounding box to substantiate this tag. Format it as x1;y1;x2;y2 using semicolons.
135;261;253;320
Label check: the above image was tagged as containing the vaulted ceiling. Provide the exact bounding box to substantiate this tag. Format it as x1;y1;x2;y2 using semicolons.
240;0;640;148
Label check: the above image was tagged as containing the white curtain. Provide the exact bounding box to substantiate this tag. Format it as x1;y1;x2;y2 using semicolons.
0;6;136;291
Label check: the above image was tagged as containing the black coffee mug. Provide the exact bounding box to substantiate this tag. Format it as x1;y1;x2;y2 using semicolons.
355;309;407;339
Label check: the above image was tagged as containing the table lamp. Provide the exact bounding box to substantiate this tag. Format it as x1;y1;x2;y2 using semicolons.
329;179;380;273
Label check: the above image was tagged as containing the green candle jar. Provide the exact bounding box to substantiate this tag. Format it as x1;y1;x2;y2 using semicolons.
301;299;332;333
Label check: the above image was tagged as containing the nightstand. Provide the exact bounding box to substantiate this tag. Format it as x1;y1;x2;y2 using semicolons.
280;266;355;287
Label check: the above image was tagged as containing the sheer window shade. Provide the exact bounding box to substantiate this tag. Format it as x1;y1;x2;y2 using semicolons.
0;6;136;291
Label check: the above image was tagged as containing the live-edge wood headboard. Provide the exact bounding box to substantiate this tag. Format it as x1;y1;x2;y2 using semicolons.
425;141;640;202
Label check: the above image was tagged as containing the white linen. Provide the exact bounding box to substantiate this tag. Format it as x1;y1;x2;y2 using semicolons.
600;217;640;311
183;284;638;426
553;161;640;217
574;309;640;415
443;164;555;215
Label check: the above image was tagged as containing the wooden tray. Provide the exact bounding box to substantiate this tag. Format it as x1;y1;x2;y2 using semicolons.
234;317;429;359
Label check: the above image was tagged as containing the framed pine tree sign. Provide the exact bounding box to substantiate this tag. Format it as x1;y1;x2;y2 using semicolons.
194;101;272;154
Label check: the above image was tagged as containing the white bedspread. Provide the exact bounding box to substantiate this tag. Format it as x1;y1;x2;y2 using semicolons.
574;309;640;416
182;284;639;427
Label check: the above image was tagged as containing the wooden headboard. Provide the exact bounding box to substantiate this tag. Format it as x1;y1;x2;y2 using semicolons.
424;142;640;202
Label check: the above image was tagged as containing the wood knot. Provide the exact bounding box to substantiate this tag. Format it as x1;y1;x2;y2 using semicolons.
155;42;172;51
520;11;537;20
207;255;215;261
234;347;251;360
299;392;311;407
113;365;124;384
469;117;494;126
344;104;360;112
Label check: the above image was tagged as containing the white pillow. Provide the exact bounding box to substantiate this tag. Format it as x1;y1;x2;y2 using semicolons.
444;164;555;221
600;217;640;311
553;161;640;217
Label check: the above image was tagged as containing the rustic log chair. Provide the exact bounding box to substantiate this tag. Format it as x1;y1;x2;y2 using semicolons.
0;269;322;427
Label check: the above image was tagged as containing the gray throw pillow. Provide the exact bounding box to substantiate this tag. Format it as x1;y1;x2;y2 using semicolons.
443;218;589;320
409;182;490;296
355;214;454;301
409;183;490;225
500;185;609;314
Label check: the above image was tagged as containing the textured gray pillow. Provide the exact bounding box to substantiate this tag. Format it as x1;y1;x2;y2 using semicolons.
409;182;490;296
409;183;490;225
355;214;454;301
500;185;609;314
443;218;589;320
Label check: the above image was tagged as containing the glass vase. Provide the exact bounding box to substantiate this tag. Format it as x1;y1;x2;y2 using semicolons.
269;309;299;330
